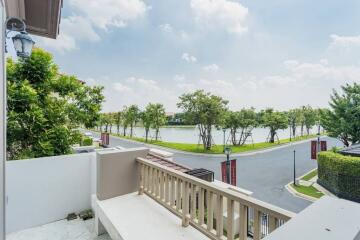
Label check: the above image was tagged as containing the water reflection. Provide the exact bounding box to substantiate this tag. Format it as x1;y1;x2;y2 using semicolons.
104;126;317;144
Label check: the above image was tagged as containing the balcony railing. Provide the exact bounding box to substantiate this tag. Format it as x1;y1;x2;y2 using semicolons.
137;157;295;240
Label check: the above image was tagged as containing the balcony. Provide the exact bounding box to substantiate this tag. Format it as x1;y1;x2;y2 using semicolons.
92;148;294;240
6;148;360;240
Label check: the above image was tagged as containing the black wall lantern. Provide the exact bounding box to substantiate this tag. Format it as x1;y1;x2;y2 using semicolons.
5;17;35;58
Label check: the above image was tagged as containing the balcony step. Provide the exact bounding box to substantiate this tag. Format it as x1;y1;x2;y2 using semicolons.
93;192;210;240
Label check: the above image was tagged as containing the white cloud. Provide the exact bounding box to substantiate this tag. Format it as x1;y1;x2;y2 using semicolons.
190;0;249;34
176;83;196;92
159;23;173;33
113;82;132;92
70;0;148;30
159;24;190;40
241;80;258;90
261;75;296;87
40;0;148;53
174;74;185;82
329;34;360;48
108;77;177;110
182;53;197;63
203;64;220;72
283;60;299;69
39;16;100;53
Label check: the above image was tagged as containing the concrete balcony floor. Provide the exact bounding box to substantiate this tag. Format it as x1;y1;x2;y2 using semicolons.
6;218;111;240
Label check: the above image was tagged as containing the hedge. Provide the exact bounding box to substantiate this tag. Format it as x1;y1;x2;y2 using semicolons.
317;151;360;202
82;137;93;146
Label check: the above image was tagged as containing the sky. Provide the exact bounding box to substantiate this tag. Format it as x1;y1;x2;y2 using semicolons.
20;0;360;112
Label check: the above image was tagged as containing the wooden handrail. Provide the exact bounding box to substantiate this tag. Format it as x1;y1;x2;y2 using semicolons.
137;157;295;240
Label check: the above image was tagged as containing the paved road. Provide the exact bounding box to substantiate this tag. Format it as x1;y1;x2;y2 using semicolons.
92;131;342;213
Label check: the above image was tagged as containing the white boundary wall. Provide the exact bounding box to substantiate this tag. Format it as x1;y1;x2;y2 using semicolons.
5;153;96;234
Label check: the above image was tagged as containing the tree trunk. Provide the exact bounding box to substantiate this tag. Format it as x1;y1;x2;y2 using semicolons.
145;129;149;142
269;130;276;143
292;125;296;137
155;129;159;141
206;127;212;150
231;128;237;145
301;124;304;136
237;129;245;146
117;125;120;135
130;124;134;137
123;126;127;136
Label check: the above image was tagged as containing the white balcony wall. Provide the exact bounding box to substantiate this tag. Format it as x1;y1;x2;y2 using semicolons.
5;153;97;234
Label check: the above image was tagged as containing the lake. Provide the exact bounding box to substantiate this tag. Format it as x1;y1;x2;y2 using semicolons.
106;126;318;144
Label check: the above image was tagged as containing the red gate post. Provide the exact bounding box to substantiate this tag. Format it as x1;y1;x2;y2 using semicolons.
320;141;327;151
311;140;317;160
101;132;110;146
230;159;236;186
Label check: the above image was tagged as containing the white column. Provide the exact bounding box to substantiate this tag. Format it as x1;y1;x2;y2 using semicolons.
0;1;6;239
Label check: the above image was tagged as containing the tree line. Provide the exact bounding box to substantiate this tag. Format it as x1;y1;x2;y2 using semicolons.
99;90;325;150
177;90;325;150
98;103;167;142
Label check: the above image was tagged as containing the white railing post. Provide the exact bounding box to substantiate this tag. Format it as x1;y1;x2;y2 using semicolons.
269;215;277;233
138;163;144;195
182;181;190;227
136;157;295;240
239;204;248;240
253;210;261;240
227;198;234;240
207;191;214;231
216;194;224;238
199;188;205;226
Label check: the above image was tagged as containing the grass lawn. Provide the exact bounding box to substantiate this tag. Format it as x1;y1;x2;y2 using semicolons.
113;133;318;154
301;169;318;181
291;184;324;199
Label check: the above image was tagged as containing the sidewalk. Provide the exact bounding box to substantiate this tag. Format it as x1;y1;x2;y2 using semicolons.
286;169;336;202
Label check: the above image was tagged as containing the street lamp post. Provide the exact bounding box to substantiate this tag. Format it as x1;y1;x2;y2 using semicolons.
317;120;321;154
293;150;296;185
225;146;231;184
222;128;226;153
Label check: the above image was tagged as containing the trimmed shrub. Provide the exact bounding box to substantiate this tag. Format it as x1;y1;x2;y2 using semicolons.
318;151;360;202
82;137;93;146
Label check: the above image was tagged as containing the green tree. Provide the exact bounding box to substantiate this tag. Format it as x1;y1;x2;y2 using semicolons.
321;83;360;146
114;111;123;135
150;103;167;141
287;108;302;137
260;109;288;143
100;113;113;133
224;108;258;146
177;90;228;150
7;48;104;160
298;107;306;136
303;105;316;135
141;105;153;142
124;105;140;137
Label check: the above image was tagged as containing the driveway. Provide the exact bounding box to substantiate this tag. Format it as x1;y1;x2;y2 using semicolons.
91;131;342;213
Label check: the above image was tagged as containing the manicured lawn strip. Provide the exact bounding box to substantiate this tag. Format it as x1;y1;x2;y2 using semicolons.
112;133;318;154
291;184;324;199
301;169;318;181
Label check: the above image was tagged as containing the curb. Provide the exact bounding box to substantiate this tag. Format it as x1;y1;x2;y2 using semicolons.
285;183;318;202
92;130;323;158
297;168;317;180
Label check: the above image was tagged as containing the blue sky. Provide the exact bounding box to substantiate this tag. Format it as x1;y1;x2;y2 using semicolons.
30;0;360;112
